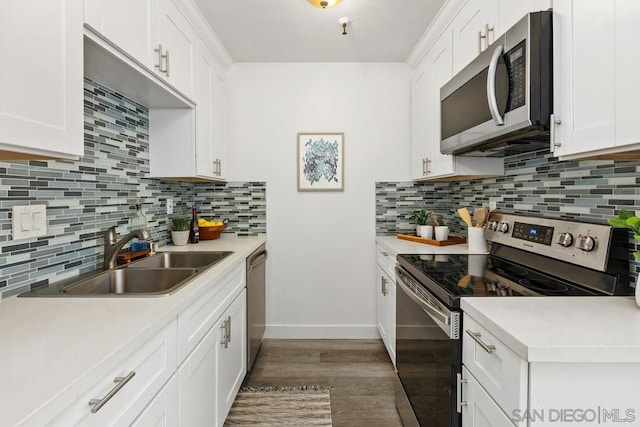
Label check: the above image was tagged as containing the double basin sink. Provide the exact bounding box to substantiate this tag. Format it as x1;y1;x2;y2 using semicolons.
21;252;232;297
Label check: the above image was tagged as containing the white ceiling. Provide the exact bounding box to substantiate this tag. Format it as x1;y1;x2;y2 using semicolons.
194;0;446;62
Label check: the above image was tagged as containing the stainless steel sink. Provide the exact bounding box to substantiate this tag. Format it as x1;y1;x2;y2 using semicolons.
127;251;232;270
18;251;234;297
62;268;197;295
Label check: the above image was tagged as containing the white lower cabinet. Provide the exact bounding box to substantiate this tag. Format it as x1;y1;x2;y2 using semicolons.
131;374;179;427
376;245;396;366
50;319;178;427
461;367;515;427
178;289;246;427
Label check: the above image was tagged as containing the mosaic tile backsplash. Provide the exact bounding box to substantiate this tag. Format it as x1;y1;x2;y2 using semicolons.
376;149;640;284
0;79;266;297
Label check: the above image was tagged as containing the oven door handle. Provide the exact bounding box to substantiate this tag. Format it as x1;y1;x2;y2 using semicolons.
396;274;450;327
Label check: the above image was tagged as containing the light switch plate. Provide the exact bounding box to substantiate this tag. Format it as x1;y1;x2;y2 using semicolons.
12;205;47;240
166;198;174;215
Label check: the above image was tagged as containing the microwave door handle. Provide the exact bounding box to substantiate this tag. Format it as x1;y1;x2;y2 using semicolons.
487;44;505;126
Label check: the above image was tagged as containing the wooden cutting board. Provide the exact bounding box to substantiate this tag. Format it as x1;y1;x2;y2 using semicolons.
397;233;467;246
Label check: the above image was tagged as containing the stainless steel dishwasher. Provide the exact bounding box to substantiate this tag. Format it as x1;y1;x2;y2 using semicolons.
246;244;267;370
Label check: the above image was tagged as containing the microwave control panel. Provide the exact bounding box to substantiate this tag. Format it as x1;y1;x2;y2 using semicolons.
505;41;526;112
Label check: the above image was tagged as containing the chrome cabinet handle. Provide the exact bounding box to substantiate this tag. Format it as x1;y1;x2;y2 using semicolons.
226;315;232;344
478;30;485;54
485;24;494;48
220;319;228;347
550;114;562;152
164;50;170;77
154;44;163;71
456;373;468;413
487;44;505;126
465;329;496;354
421;158;427;176
381;276;388;296
425;158;431;175
88;371;136;413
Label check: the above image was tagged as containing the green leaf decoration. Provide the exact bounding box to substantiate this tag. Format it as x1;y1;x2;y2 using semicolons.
626;217;640;228
608;218;628;228
633;251;640;262
619;209;634;220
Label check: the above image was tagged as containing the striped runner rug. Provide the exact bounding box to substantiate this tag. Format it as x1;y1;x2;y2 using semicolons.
224;386;333;426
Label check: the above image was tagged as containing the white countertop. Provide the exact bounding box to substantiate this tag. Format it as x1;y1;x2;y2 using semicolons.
0;235;265;426
462;296;640;363
376;235;486;255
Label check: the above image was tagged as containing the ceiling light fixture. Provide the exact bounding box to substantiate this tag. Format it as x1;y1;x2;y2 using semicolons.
307;0;341;9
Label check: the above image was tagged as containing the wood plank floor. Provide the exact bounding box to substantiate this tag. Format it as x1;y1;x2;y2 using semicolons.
243;339;403;427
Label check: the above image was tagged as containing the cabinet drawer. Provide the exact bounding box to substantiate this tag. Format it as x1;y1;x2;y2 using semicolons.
376;244;396;280
178;263;245;362
50;319;178;426
463;315;527;418
462;367;515;427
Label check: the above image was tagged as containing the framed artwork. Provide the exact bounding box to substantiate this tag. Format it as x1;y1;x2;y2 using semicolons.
297;132;344;191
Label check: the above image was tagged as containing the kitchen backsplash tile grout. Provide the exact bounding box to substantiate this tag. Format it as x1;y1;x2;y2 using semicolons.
0;78;266;298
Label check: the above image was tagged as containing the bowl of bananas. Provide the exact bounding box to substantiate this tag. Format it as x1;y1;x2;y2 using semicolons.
198;218;229;240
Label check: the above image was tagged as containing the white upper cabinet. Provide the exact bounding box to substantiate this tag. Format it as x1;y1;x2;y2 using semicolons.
451;0;552;74
84;0;158;70
552;0;640;160
195;41;226;179
411;28;503;181
156;0;197;100
0;0;83;160
451;0;499;74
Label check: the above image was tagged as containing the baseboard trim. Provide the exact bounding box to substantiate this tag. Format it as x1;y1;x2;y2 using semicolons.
265;324;380;339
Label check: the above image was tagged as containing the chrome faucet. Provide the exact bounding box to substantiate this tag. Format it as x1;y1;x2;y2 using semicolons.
103;226;151;270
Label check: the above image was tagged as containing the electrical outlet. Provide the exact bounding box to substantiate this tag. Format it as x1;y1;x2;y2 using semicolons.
166;199;174;215
489;200;497;210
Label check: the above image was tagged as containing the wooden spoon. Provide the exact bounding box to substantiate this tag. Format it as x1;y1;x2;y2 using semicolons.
474;207;489;228
457;207;473;228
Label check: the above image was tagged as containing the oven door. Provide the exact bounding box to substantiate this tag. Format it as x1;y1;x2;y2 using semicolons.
395;266;461;427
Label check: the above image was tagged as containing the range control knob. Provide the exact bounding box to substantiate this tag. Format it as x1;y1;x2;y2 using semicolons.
576;235;596;252
498;222;509;234
488;221;498;231
556;232;574;247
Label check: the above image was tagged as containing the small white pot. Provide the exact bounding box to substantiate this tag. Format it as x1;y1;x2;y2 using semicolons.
171;230;190;246
418;225;433;239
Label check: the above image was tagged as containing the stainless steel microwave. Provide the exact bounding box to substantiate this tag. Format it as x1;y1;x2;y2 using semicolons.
440;11;553;157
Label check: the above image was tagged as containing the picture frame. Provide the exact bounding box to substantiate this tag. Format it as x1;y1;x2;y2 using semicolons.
297;132;344;191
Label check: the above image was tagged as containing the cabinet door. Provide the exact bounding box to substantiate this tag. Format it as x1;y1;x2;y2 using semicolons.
462;367;515;427
428;31;456;178
387;274;396;366
178;314;221;427
615;0;640;148
553;0;616;157
195;41;217;178
211;63;227;179
451;0;499;74
217;290;247;426
376;266;390;345
131;374;178;427
498;0;535;35
411;62;431;179
84;0;158;69
0;0;83;159
157;0;197;99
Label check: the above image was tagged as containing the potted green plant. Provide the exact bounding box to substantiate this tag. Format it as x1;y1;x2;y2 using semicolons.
170;216;190;246
409;209;433;238
608;209;640;307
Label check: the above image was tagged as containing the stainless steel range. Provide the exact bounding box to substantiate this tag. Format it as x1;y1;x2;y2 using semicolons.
394;213;632;427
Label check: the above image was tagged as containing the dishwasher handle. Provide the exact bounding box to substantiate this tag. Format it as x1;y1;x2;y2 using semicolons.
248;250;268;271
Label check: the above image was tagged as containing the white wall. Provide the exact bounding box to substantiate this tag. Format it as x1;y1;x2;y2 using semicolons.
226;63;411;338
